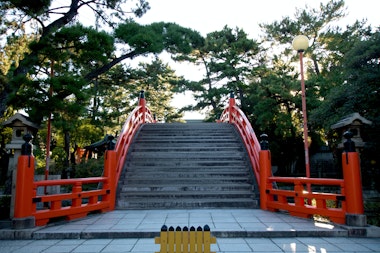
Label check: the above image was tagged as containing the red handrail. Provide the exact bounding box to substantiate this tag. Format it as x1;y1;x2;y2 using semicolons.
259;145;365;224
32;177;110;226
13;154;116;226
13;91;155;227
218;92;261;185
114;93;155;184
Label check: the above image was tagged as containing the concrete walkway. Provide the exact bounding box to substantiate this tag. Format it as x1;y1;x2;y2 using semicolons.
1;209;380;252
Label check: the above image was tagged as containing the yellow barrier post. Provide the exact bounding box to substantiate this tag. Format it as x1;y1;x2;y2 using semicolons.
182;226;189;253
202;225;215;253
168;226;175;253
189;226;196;253
196;226;203;252
155;225;168;253
175;226;182;253
155;225;216;253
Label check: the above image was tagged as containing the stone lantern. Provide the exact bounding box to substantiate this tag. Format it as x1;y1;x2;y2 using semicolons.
331;112;372;151
2;113;39;218
2;113;39;162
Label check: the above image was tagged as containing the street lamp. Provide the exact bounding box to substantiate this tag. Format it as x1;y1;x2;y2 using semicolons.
292;35;311;182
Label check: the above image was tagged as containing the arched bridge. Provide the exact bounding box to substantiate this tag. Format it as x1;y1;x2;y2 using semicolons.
13;91;365;227
113;91;261;209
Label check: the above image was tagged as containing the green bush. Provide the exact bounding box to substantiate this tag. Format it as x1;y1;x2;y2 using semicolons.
365;198;380;226
74;158;104;178
74;158;104;191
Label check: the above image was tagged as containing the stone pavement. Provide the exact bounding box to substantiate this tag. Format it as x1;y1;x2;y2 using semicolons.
1;209;380;252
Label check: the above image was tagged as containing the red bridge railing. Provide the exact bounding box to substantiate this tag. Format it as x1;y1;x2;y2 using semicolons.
218;91;261;185
260;147;365;225
13;91;154;227
219;91;365;225
13;89;365;227
114;90;155;184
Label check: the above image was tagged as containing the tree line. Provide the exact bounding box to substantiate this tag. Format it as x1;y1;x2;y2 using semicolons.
0;0;379;189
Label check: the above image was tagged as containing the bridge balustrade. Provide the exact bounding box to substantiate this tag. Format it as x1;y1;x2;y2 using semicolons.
219;91;365;225
114;91;155;183
12;89;365;227
218;91;261;185
12;91;154;227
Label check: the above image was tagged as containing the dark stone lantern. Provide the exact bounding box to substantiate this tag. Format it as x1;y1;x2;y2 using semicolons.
331;113;372;151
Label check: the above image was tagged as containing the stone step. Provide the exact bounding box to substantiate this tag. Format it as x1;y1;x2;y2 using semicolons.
134;139;239;144
130;146;243;152
127;152;246;159
123;171;250;178
122;165;249;172
116;198;258;209
116;123;259;209
119;191;255;199
123;163;247;169
121;177;252;185
119;183;254;192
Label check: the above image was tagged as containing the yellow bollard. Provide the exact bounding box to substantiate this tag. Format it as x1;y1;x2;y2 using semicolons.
189;226;196;253
182;226;189;253
155;225;216;253
175;226;182;253
155;225;168;253
168;226;175;253
196;226;203;252
203;225;216;253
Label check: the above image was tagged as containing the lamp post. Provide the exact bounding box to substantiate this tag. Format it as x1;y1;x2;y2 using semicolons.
292;35;311;184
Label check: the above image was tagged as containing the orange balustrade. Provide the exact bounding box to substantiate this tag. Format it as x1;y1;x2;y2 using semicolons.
220;91;364;225
13;154;112;226
32;177;109;226
259;150;364;224
219;91;261;185
263;176;346;224
13;91;155;227
114;91;155;185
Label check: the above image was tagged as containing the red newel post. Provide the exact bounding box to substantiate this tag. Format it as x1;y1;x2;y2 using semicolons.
343;152;363;213
341;131;366;226
13;134;35;228
259;134;272;210
228;90;236;124
139;90;146;123
14;156;34;218
103;150;117;211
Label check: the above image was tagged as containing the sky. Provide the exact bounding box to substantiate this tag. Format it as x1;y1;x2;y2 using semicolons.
133;0;379;119
138;0;379;38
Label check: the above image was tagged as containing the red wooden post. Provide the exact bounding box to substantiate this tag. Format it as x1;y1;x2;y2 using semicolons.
294;180;305;207
259;134;274;211
13;155;35;228
103;150;117;210
259;150;271;210
139;90;146;123
71;182;82;207
341;131;366;226
14;155;34;218
228;91;236;123
342;151;364;214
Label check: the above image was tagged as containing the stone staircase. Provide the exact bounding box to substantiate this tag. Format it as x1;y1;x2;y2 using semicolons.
116;122;259;209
